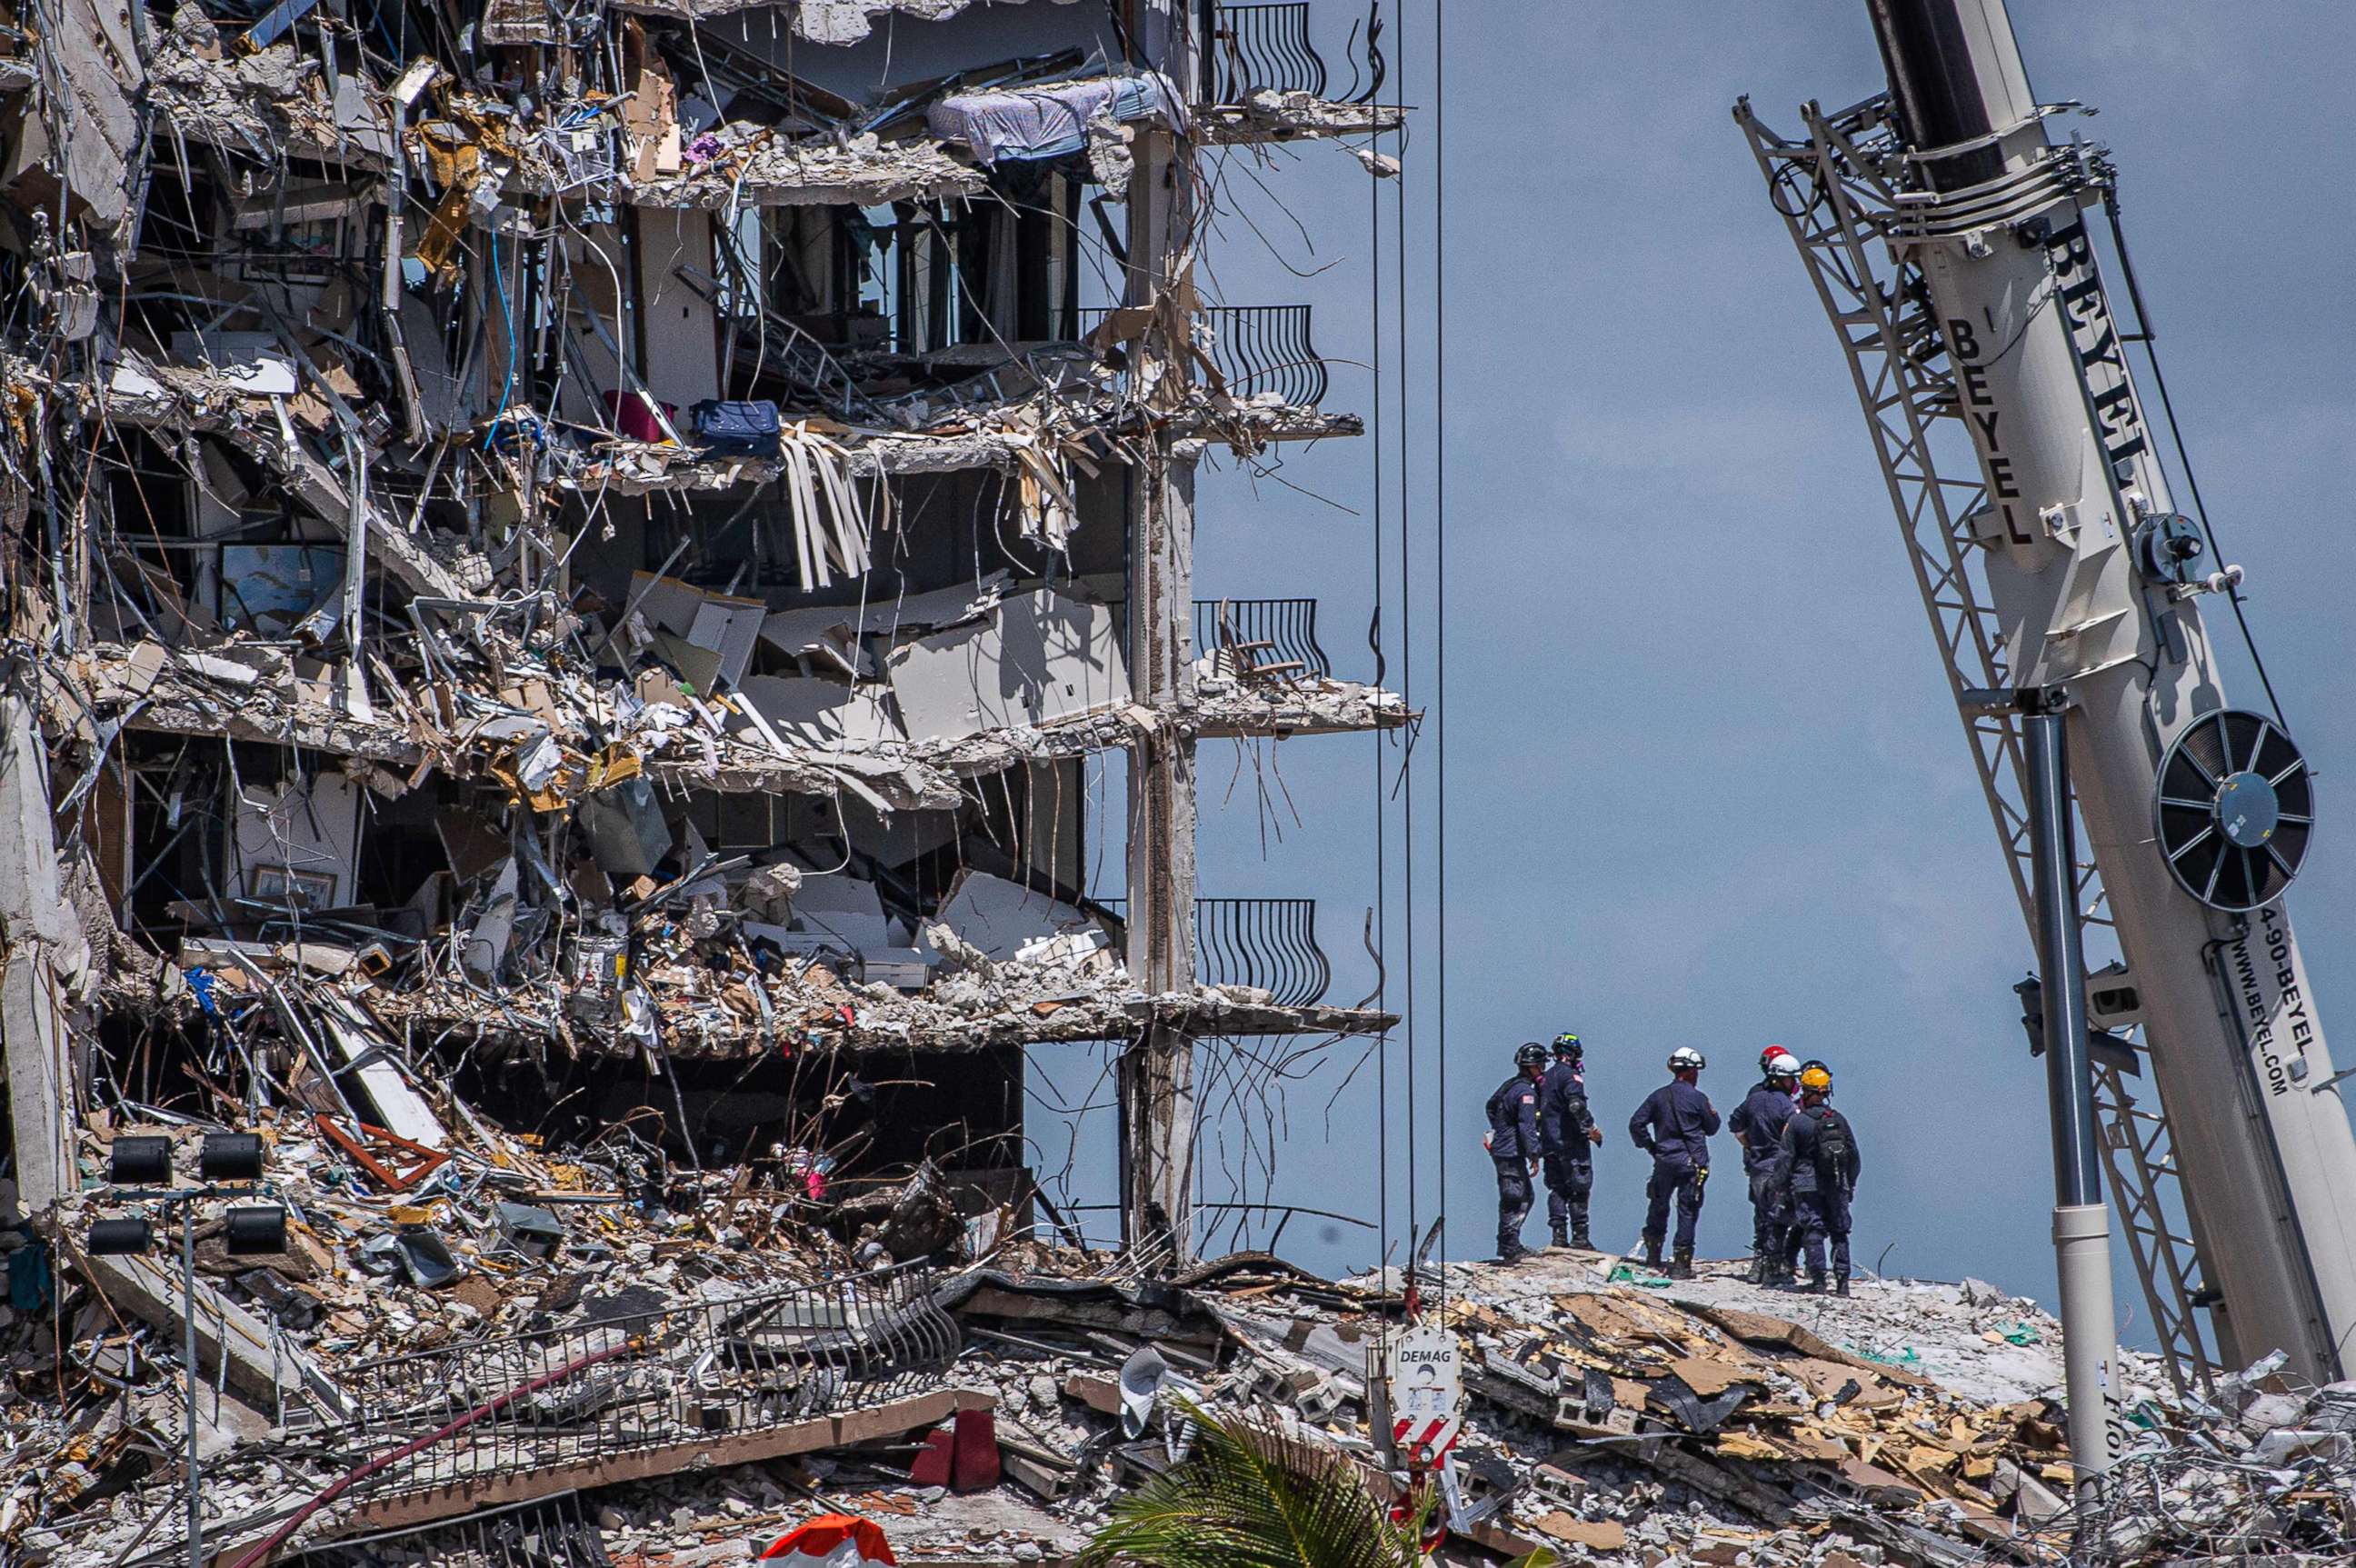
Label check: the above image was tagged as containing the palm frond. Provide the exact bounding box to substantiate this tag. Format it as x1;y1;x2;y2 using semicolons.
1077;1402;1416;1568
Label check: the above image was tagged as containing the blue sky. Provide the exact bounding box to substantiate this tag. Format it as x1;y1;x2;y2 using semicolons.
1035;1;2356;1335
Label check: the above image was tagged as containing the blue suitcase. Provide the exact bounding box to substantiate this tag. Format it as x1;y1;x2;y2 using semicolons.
689;398;782;458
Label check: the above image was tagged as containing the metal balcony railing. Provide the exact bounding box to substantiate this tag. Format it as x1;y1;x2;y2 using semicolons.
1100;896;1333;1007
338;1264;955;1502
285;1492;610;1568
1195;596;1331;681
1200;1;1328;100
1083;303;1329;408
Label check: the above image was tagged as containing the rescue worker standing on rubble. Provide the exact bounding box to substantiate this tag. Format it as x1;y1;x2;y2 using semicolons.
1774;1064;1862;1294
1539;1033;1603;1250
1731;1048;1802;1283
1484;1043;1549;1263
1628;1048;1719;1279
1777;1056;1838;1281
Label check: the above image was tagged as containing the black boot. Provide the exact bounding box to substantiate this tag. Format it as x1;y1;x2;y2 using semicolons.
1802;1267;1827;1294
1669;1247;1695;1281
1498;1238;1531;1265
1642;1239;1663;1269
1570;1227;1592;1251
1551;1223;1570;1251
1834;1274;1851;1297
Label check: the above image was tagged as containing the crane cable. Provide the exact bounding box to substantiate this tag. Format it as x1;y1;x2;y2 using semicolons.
1393;0;1417;1299
2101;190;2288;729
1367;0;1391;1308
1431;0;1449;1301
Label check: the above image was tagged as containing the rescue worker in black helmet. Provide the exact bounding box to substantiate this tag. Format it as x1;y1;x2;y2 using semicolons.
1538;1033;1602;1250
1483;1043;1549;1263
1773;1064;1862;1294
1629;1047;1720;1279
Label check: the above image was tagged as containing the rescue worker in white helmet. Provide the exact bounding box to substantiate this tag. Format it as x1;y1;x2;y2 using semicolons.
1628;1047;1720;1279
1731;1049;1802;1283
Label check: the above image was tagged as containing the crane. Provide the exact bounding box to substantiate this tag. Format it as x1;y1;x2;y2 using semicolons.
1732;0;2356;1444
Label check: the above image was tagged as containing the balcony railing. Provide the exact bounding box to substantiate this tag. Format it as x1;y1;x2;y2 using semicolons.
285;1492;609;1568
1195;596;1331;681
339;1264;955;1503
1200;1;1328;100
1100;896;1333;1007
1083;303;1329;408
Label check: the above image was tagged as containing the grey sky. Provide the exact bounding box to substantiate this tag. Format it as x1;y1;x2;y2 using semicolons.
1036;1;2356;1337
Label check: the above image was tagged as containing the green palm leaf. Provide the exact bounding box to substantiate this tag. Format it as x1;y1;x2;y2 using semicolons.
1077;1403;1425;1568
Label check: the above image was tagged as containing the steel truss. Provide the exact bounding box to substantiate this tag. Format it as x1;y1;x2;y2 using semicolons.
1734;94;2216;1395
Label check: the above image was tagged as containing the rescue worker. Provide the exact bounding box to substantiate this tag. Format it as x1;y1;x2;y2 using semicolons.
1730;1049;1802;1283
1484;1043;1549;1263
1777;1056;1837;1281
1539;1033;1603;1250
1774;1064;1862;1294
1628;1047;1719;1279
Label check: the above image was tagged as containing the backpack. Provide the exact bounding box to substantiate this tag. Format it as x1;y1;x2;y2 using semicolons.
1811;1108;1853;1182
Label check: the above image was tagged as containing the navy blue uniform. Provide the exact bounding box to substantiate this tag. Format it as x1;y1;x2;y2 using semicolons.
1629;1081;1719;1253
1485;1071;1543;1255
1774;1103;1862;1280
1730;1079;1798;1261
1538;1061;1597;1239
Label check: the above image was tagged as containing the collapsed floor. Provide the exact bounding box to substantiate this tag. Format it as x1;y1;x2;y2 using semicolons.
10;1204;2354;1567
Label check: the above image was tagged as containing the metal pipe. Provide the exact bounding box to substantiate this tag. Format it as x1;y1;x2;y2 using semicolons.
2026;707;2102;1208
2023;703;2124;1501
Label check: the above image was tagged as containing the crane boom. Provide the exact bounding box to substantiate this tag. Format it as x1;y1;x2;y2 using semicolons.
1743;0;2356;1384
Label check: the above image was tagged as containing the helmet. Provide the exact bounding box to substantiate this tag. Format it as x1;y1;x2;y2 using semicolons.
1515;1042;1549;1070
1801;1057;1830;1084
1552;1032;1583;1059
1766;1053;1801;1079
1667;1047;1706;1073
1800;1065;1832;1094
1758;1045;1787;1074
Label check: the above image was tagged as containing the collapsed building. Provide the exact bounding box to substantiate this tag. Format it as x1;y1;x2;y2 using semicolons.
0;0;2341;1563
0;0;1420;1556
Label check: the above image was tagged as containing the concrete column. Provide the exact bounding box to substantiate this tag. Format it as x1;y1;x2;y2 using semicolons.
0;691;79;1209
1117;113;1201;1263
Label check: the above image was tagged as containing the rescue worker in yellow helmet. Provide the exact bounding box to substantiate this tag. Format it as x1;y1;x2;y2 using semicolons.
1772;1064;1862;1294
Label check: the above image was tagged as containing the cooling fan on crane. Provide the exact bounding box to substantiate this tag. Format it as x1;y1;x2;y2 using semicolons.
2154;708;2314;912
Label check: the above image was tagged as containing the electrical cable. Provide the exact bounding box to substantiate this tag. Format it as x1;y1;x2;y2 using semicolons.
2101;191;2287;727
483;227;518;450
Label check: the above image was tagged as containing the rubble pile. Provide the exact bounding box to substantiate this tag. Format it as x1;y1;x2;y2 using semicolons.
14;1162;2356;1568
